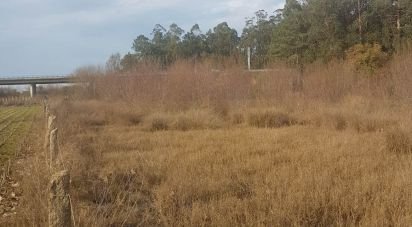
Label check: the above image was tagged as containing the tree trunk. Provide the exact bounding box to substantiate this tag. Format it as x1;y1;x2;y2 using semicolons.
358;0;363;43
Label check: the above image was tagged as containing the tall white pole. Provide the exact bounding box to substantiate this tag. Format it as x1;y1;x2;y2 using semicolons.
247;47;251;71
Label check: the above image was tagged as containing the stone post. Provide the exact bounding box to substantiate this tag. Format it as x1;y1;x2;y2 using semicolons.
49;128;59;170
49;170;72;227
45;105;50;128
45;115;56;150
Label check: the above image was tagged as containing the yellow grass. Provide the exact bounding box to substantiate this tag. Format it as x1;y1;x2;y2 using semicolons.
12;53;412;226
45;97;411;226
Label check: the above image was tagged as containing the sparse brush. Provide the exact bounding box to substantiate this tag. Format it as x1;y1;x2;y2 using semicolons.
386;129;412;154
14;50;412;226
248;111;297;128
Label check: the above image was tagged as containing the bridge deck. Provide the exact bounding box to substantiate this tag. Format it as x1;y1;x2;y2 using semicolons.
0;76;75;85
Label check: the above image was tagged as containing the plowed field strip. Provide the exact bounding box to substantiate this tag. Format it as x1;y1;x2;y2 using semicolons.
0;109;29;134
0;109;19;125
0;108;32;147
0;106;39;164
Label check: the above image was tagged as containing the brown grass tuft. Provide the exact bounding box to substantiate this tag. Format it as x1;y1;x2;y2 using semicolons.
14;50;412;226
231;112;245;125
248;111;297;128
146;113;171;131
144;110;224;132
334;114;348;131
386;129;412;154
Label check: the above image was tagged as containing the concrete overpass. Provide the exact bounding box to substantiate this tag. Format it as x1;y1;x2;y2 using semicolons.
0;76;78;97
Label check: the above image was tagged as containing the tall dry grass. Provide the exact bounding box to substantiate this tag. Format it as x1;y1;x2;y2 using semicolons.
50;98;412;226
15;52;412;226
74;51;412;112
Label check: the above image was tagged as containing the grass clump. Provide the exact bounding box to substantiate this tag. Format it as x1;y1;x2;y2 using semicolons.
146;114;171;131
144;110;224;132
248;111;297;128
173;109;223;131
231;112;245;125
334;114;347;131
174;115;199;131
117;112;144;126
351;116;393;133
386;129;412;154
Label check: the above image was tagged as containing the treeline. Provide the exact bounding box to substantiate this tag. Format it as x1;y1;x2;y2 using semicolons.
107;0;412;72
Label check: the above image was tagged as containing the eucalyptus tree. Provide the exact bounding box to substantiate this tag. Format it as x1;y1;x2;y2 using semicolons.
240;10;278;68
165;23;185;63
181;24;207;59
206;22;239;57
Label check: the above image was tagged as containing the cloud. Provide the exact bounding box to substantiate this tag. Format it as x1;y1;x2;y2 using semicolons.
0;0;285;76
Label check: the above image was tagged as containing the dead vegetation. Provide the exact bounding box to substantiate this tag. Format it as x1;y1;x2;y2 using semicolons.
11;53;412;226
247;111;297;128
386;129;412;154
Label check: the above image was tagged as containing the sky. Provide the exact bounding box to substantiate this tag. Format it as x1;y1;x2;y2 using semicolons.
0;0;285;77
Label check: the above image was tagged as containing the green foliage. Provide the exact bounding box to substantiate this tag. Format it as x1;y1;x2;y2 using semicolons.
206;22;239;57
346;43;388;73
240;10;277;68
120;52;139;72
269;0;412;67
129;22;238;68
180;24;207;58
121;0;412;71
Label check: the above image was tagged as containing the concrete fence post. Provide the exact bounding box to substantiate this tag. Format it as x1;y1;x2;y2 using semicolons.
49;128;60;170
45;105;50;128
43;102;47;116
49;170;72;227
45;115;57;150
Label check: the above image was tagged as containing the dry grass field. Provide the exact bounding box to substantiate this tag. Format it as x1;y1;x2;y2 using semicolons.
48;97;410;226
7;54;412;226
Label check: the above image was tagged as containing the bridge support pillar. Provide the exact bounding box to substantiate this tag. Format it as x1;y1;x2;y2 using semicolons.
30;84;37;97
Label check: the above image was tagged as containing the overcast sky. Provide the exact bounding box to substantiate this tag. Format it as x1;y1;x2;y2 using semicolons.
0;0;284;77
